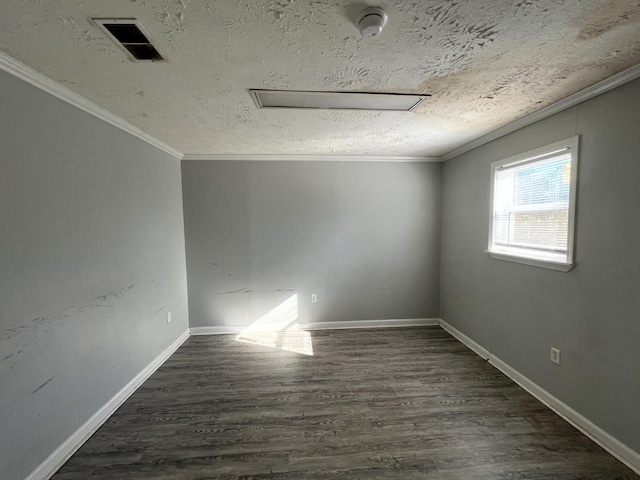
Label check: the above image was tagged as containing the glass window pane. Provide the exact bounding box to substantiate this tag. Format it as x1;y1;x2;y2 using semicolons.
489;138;577;268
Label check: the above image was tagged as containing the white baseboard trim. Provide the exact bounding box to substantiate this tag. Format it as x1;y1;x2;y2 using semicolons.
439;319;640;475
490;355;640;475
190;318;440;336
25;330;190;480
25;319;640;478
302;318;440;330
438;319;490;360
190;325;243;335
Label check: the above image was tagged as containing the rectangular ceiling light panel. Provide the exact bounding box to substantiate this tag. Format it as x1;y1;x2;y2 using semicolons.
93;18;165;62
250;90;428;111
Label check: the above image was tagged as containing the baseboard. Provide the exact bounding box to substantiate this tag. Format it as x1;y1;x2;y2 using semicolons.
439;319;640;475
302;318;440;330
438;319;490;360
190;318;440;335
26;319;640;477
190;325;243;335
25;330;190;480
490;355;640;475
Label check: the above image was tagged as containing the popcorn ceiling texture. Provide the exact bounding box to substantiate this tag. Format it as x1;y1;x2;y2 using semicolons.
0;0;639;156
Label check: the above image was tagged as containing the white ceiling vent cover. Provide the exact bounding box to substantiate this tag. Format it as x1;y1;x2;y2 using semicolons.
250;90;428;111
92;18;165;62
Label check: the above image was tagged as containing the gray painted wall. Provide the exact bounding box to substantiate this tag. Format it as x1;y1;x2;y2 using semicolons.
440;77;640;453
0;70;189;480
182;161;441;329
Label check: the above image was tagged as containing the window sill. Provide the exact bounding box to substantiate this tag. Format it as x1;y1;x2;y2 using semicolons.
487;251;575;272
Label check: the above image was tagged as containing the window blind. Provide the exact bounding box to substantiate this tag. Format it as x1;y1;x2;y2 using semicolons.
493;151;572;255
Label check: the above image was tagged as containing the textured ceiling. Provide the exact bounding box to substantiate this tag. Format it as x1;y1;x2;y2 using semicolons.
1;0;639;157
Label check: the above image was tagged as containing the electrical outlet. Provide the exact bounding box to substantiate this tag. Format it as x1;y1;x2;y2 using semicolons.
167;311;172;323
311;293;318;303
550;347;560;365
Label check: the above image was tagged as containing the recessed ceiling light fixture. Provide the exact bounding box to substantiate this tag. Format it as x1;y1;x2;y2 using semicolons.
250;90;428;112
92;18;165;62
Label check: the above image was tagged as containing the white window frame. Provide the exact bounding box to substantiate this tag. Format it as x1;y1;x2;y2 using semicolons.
488;136;579;272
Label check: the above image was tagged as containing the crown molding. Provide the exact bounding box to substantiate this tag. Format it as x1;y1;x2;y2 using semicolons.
5;48;638;164
182;153;443;162
442;62;640;161
0;51;182;159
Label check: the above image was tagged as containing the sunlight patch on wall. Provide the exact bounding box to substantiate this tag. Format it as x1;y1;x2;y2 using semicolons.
235;294;313;356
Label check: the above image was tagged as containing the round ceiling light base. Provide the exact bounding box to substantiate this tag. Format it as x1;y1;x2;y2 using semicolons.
356;7;388;38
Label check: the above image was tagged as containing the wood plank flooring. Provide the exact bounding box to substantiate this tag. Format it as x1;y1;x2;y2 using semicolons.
52;327;639;479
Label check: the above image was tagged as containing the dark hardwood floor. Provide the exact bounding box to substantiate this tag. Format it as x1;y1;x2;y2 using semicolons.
52;327;638;479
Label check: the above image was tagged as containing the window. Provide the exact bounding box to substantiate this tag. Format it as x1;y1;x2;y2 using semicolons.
488;136;579;271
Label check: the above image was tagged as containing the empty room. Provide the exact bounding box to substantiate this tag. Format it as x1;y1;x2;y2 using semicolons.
1;1;640;479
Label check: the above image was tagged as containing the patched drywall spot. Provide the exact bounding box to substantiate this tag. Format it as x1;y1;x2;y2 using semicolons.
514;0;546;14
269;0;293;21
155;0;190;50
60;17;91;46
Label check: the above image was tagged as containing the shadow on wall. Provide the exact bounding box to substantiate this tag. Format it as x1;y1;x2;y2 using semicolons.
235;294;314;356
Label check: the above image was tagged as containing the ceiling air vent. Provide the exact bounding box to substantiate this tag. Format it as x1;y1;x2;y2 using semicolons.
250;90;428;111
93;18;165;62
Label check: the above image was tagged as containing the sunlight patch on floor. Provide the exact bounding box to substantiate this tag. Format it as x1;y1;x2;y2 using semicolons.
235;294;313;355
